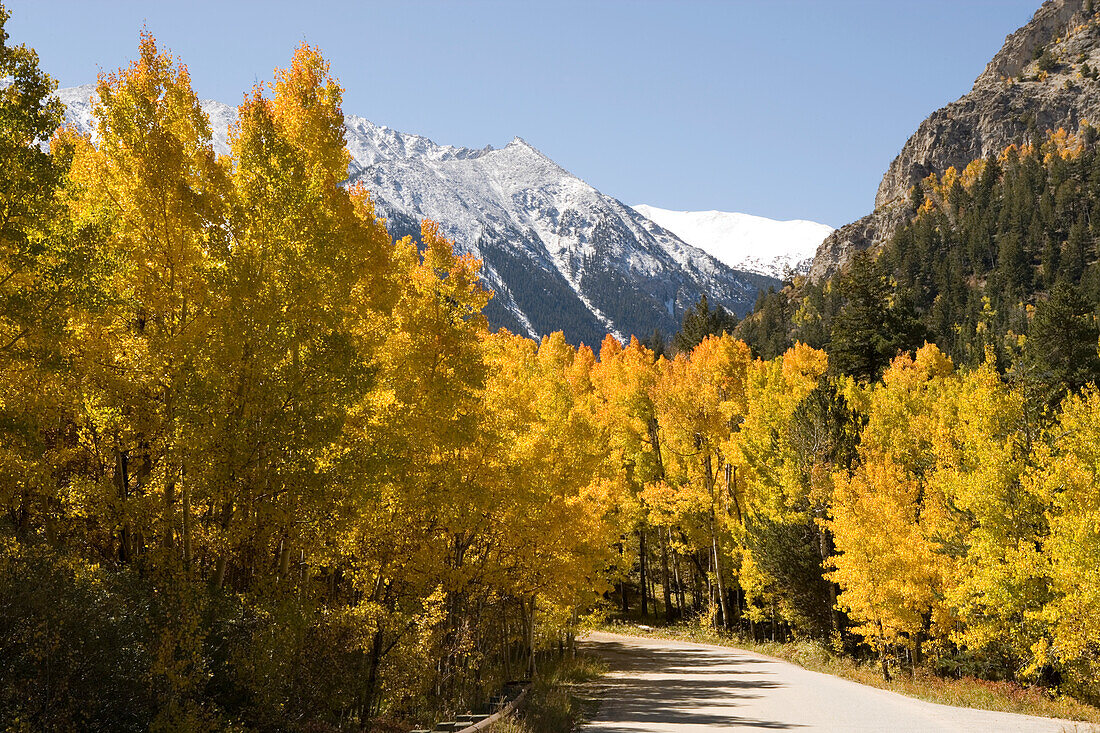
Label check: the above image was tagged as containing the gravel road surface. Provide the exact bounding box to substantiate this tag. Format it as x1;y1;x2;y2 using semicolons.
579;632;1090;733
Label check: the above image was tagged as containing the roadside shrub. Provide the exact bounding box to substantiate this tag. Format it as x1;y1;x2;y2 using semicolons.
0;538;156;731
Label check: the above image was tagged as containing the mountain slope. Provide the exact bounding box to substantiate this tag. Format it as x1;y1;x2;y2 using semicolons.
810;0;1100;281
632;204;833;279
58;85;777;346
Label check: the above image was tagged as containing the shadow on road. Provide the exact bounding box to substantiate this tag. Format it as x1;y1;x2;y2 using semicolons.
581;637;803;731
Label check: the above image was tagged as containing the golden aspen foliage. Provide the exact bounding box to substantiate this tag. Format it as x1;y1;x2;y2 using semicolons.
933;360;1047;670
652;335;751;522
737;342;829;519
0;4;77;540
63;32;229;568
733;342;847;636
650;334;752;625
484;331;616;619
590;335;660;586
827;345;957;672
1028;388;1100;697
9;7;1100;725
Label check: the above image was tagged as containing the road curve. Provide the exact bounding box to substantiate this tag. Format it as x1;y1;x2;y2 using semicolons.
579;632;1087;733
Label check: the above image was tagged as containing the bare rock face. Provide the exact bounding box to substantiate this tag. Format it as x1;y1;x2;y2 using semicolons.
807;205;907;282
810;0;1100;281
977;0;1088;84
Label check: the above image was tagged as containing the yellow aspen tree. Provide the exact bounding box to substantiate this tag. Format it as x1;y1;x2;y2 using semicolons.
65;32;229;568
341;219;493;709
62;32;231;728
651;334;752;628
732;342;838;636
198;43;396;596
1028;388;1100;698
0;7;82;540
591;334;663;616
827;344;956;678
483;331;615;655
933;359;1047;674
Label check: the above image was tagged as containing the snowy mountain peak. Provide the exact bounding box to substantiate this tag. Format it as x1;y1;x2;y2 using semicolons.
506;136;541;153
56;83;96;105
632;204;833;280
55;84;779;345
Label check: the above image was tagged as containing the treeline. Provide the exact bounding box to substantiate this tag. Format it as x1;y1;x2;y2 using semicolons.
0;21;620;730
604;334;1100;703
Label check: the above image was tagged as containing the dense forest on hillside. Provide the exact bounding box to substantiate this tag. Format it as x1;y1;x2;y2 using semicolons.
740;125;1100;386
3;5;1100;731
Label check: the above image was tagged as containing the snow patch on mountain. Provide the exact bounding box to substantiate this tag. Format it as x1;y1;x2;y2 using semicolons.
632;204;833;280
59;83;238;158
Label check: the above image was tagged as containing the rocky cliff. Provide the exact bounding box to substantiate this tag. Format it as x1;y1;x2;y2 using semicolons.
810;0;1100;281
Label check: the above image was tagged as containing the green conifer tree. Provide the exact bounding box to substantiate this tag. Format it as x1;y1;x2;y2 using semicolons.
673;293;738;354
1023;281;1100;399
829;252;925;382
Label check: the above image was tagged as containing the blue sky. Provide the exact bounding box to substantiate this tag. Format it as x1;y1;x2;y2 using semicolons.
8;0;1040;227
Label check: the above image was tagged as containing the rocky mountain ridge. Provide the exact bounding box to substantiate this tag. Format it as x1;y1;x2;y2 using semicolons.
810;0;1100;282
58;85;776;346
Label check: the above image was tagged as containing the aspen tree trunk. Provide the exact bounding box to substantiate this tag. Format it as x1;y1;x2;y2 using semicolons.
502;604;511;681
703;452;730;629
816;521;843;641
726;463;743;524
617;536;629;613
659;528;672;621
705;548;716;623
116;450;131;563
639;525;648;618
734;583;742;629
691;555;702;611
213;556;228;590
278;539;291;578
182;480;192;567
365;628;384;715
163;476;175;550
712;530;729;629
569;606;578;657
671;532;684;615
877;620;892;681
646;558;653;603
526;595;537;678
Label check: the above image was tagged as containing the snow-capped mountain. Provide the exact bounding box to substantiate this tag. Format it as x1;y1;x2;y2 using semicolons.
632;205;833;280
58;85;777;346
58;84;238;156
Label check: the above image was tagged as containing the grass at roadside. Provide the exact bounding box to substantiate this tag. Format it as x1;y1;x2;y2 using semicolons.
594;620;1100;727
489;654;607;733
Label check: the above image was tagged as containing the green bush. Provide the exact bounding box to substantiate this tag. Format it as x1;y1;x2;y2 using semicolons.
0;539;156;731
1037;49;1059;73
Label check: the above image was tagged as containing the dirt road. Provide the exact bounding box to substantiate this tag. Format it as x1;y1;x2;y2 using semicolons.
579;632;1088;732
